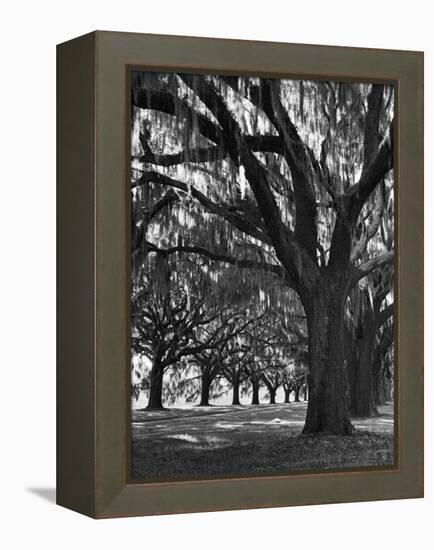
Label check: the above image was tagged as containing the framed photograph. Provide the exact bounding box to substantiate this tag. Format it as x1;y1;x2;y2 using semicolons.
57;31;423;518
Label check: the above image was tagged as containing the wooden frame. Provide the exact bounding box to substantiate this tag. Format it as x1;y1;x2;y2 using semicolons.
57;30;424;518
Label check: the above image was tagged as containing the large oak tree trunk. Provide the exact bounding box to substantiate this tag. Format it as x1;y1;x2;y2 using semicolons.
350;303;379;417
147;358;164;409
350;343;377;417
293;386;300;402
303;287;353;435
284;388;291;403
269;388;276;404
373;353;385;407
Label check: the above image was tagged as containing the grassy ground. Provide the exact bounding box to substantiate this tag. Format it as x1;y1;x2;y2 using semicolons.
131;402;394;480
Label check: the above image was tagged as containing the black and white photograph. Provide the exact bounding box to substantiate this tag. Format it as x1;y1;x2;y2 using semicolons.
129;70;395;481
1;0;430;538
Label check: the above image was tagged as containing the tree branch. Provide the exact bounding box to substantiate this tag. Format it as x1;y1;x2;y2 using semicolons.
133;87;222;145
155;243;289;281
379;303;394;327
353;249;394;283
362;84;384;172
258;79;318;260
350;183;386;263
136;145;227;166
348;119;394;218
178;75;314;287
134;135;285;166
133;170;271;245
147;189;178;220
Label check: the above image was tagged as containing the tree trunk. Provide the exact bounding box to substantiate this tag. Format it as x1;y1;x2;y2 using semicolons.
302;286;353;435
232;380;240;405
350;304;378;417
351;353;377;417
147;358;164;409
269;388;276;404
284;388;291;403
383;362;393;402
198;371;211;406
373;345;387;406
384;379;392;402
293;386;300;402
373;333;393;406
348;350;358;414
251;380;260;405
374;366;386;406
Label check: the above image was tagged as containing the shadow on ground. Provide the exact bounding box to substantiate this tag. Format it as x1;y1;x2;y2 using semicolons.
131;402;395;481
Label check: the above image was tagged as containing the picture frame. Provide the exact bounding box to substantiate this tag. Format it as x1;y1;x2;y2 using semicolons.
57;30;423;518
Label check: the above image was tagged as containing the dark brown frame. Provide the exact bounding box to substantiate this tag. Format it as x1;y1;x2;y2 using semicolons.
57;30;424;519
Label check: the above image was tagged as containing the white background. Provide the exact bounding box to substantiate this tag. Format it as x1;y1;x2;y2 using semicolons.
0;1;432;548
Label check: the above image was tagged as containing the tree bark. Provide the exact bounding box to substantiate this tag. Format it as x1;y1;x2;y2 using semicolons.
284;388;291;403
269;388;277;404
373;353;385;406
198;371;211;406
349;300;379;417
302;285;353;435
251;380;260;405
232;380;241;405
373;329;393;406
147;358;164;409
384;378;392;402
350;351;377;417
293;386;300;402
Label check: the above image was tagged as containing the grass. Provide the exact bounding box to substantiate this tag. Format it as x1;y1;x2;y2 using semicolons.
131;402;394;480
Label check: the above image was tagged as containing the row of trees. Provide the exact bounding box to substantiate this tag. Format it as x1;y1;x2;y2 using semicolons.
131;252;393;417
130;72;395;434
131;255;309;408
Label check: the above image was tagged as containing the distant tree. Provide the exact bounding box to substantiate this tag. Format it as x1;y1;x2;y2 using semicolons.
220;325;262;405
347;261;393;417
243;312;284;405
191;307;263;406
132;281;201;409
131;260;243;409
282;360;308;403
373;319;394;406
345;178;394;417
261;364;283;404
245;360;263;405
192;350;223;407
